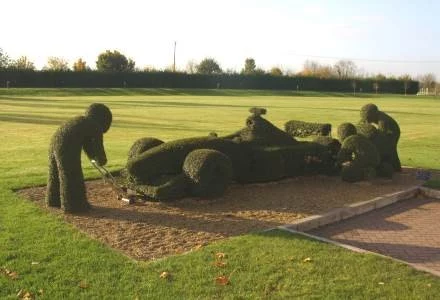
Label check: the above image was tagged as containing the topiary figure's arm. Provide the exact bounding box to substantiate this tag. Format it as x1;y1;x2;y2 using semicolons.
83;134;107;166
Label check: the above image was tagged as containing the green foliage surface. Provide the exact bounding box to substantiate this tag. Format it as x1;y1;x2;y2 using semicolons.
285;120;332;137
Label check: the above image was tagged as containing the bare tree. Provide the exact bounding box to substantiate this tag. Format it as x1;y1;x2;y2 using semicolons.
10;56;35;70
334;60;357;79
186;59;197;74
418;73;436;94
398;74;412;96
373;82;379;94
351;80;357;96
44;57;70;71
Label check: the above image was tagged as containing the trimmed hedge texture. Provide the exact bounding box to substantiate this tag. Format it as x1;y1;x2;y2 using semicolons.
183;149;233;198
0;70;419;94
337;123;357;142
132;174;189;201
127;137;164;161
285;120;332;137
224;108;296;146
126;136;252;184
359;103;401;171
337;134;380;182
46;103;112;212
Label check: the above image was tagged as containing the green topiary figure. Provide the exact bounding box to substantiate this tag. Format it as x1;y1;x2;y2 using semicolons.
336;123;380;182
337;122;357;142
46;103;112;213
223;107;297;146
360;103;401;171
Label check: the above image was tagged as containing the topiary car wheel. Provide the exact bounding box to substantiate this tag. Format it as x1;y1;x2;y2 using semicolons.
183;149;233;198
127;137;164;160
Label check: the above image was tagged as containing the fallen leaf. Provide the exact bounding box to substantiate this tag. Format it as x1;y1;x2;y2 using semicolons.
23;291;34;300
1;268;19;280
193;244;203;251
79;280;89;289
17;289;34;300
214;261;227;268
427;283;432;287
303;257;312;263
215;252;226;259
160;271;171;280
215;275;229;286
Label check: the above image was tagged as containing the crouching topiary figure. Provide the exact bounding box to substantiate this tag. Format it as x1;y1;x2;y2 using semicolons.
359;103;401;172
46;103;112;213
337;123;380;182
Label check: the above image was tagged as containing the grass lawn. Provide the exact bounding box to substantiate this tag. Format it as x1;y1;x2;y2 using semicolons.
1;88;439;298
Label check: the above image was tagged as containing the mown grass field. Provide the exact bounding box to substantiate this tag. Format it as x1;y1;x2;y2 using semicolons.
1;88;440;299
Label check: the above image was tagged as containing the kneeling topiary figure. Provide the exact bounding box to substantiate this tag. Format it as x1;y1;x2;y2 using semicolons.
183;149;233;198
46;103;112;213
360;103;401;171
337;123;380;182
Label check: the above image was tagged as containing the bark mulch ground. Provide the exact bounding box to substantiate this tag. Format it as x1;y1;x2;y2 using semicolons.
19;168;422;261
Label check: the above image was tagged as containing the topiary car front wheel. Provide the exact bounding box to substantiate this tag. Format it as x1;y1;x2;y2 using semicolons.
183;149;233;198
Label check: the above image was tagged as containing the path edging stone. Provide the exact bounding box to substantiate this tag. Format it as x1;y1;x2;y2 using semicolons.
280;186;421;232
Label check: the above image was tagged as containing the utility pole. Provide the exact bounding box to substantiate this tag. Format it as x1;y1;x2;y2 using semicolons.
173;41;176;72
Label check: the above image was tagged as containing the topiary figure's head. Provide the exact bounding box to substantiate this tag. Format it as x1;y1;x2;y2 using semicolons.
249;107;267;117
360;103;379;123
85;103;112;133
337;122;357;142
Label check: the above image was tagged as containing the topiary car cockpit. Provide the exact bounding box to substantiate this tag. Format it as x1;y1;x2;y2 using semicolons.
124;108;336;201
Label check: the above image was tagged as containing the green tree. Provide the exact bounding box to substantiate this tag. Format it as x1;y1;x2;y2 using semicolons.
96;50;135;72
10;56;35;70
269;67;283;76
0;48;11;69
196;58;222;74
44;57;70;71
73;58;88;71
242;58;256;74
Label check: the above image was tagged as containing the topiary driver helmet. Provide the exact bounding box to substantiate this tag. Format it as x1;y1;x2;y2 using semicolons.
360;103;379;123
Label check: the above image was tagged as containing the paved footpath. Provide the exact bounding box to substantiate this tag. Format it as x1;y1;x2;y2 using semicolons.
309;195;440;274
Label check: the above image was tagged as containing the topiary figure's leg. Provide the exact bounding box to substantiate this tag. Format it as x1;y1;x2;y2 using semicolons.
391;147;401;172
46;153;61;207
58;155;89;213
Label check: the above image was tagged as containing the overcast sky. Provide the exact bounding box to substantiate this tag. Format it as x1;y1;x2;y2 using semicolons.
1;0;439;77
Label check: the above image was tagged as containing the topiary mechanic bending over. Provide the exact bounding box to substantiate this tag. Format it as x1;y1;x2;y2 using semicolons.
46;103;112;213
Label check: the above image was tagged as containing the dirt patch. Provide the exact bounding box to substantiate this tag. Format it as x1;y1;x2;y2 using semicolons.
19;168;423;261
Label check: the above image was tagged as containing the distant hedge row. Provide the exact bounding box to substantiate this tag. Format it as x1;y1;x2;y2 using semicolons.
0;71;419;94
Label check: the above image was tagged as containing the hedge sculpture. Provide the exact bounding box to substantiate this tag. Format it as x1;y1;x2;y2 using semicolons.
285;120;332;138
359;103;401;171
223;107;297;146
336;123;380;182
183;149;233;198
46;103;112;212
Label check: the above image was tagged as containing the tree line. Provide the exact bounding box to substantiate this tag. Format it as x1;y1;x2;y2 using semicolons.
0;47;435;94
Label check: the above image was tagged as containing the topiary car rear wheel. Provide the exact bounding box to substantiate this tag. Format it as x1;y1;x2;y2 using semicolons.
183;149;233;198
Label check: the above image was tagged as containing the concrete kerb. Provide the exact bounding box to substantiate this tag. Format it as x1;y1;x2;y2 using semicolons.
279;185;422;233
